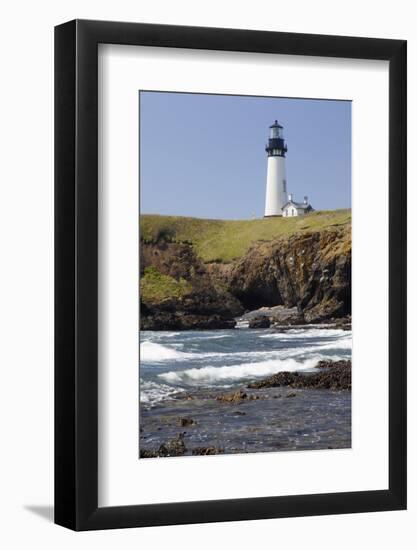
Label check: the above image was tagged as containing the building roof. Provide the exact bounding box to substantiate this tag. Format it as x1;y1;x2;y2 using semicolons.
282;200;313;211
269;120;283;129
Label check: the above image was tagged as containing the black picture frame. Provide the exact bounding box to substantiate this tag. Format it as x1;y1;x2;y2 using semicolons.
55;19;407;531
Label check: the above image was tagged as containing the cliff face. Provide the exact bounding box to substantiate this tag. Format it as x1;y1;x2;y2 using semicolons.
226;227;351;323
140;220;351;329
140;241;243;330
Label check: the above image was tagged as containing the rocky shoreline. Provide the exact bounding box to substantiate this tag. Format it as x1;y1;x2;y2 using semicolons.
140;223;351;331
239;306;351;331
140;359;351;458
248;360;351;391
141;301;352;332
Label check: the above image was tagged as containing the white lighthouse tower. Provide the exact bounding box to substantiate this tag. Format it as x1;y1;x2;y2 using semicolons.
264;121;288;217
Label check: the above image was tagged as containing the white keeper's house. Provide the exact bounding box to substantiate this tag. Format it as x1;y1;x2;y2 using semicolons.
264;120;314;218
282;194;314;217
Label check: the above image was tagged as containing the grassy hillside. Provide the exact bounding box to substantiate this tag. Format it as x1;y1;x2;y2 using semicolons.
141;266;192;304
140;209;351;263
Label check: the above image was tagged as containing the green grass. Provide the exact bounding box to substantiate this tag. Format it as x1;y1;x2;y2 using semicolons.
140;209;351;263
141;266;192;303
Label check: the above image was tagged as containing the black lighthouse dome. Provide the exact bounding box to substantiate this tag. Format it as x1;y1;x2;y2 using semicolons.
265;120;287;157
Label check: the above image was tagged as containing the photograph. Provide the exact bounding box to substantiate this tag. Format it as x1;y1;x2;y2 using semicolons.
0;0;410;542
139;91;352;458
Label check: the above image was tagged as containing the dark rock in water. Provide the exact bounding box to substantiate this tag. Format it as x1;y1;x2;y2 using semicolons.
315;359;349;370
192;447;224;455
140;379;352;455
286;392;297;398
271;312;305;326
217;389;248;403
140;449;159;458
177;417;196;427
216;389;262;402
141;433;187;458
238;306;305;328
248;316;270;329
141;310;237;331
158;433;187;456
248;360;351;391
249;372;299;389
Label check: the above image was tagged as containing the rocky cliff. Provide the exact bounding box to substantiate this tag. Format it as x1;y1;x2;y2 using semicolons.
140;241;243;330
140;211;351;329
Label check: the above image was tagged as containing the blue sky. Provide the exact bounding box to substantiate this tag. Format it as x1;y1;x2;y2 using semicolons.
140;91;351;219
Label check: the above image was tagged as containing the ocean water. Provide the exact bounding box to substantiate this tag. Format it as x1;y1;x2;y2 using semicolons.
140;327;352;407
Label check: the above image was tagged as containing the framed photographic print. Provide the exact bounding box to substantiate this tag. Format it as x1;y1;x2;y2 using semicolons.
55;20;407;530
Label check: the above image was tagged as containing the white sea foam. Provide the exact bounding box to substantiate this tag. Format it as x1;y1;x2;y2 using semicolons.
140;341;192;361
141;338;351;364
317;337;352;350
140;331;182;342
140;379;179;405
157;354;340;386
186;334;232;340
259;328;350;339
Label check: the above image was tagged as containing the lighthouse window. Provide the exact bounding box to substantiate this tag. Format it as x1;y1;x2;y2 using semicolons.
270;126;283;139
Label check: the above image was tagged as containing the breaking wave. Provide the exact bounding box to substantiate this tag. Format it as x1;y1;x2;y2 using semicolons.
140;379;179;405
158;354;338;386
140;341;191;361
140;328;352;403
141;338;350;364
259;328;349;339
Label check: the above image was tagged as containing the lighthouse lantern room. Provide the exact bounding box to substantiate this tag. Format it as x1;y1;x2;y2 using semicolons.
264;121;288;217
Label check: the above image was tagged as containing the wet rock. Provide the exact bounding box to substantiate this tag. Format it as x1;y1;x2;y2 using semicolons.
177;417;196;427
216;389;262;403
141;433;187;458
286;392;297;398
232;411;246;416
248;316;270;329
141;310;237;331
315;359;349;370
140;449;159;458
248;360;351;391
217;389;248;403
158;433;187;456
270;307;305;326
192;447;224;456
238;305;305;326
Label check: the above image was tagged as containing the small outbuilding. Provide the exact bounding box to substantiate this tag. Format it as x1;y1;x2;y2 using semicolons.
282;194;314;217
